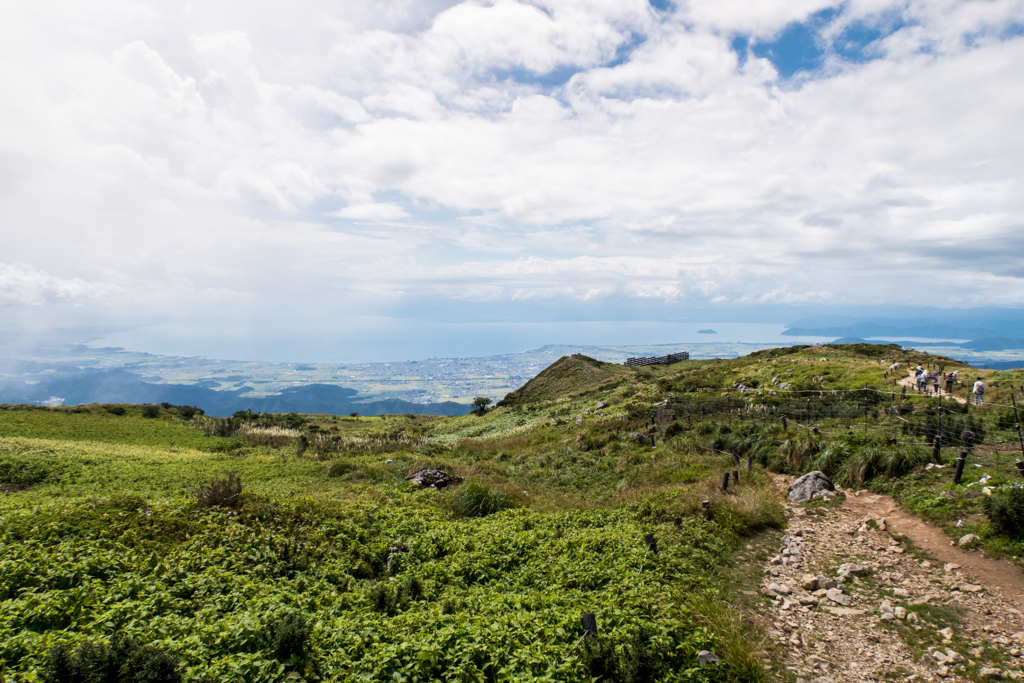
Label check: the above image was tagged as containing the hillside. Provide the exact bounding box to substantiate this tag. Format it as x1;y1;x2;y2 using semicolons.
496;353;632;407
2;342;1024;682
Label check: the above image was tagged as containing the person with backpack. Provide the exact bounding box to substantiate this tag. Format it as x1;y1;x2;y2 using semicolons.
972;377;985;405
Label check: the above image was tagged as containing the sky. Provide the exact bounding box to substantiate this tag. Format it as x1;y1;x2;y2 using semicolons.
2;0;1024;358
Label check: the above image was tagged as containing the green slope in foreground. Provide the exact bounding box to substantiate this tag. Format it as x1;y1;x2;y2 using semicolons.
2;343;1023;683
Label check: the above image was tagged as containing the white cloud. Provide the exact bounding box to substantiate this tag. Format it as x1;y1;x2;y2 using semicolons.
1;0;1024;327
0;263;117;306
334;202;410;220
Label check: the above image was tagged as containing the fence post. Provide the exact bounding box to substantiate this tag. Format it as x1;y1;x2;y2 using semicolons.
721;472;730;492
701;500;713;521
732;449;740;466
732;470;739;485
1012;395;1024;469
746;453;752;473
953;450;967;484
643;534;658;554
581;613;598;638
932;435;942;464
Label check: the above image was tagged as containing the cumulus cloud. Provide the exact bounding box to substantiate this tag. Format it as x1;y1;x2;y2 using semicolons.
0;263;117;306
1;0;1023;326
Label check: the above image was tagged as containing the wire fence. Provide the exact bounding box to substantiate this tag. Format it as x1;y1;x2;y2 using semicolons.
650;386;1024;461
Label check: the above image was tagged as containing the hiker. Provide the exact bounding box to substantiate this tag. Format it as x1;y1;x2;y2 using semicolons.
944;373;954;395
915;365;924;392
972;377;985;405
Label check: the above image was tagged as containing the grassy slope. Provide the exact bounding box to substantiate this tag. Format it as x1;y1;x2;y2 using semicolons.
2;343;1022;682
0;406;227;451
0;357;783;683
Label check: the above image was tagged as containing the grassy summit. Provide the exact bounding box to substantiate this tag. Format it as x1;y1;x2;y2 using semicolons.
1;343;1022;682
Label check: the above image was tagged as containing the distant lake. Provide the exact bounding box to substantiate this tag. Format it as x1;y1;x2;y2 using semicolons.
87;319;835;363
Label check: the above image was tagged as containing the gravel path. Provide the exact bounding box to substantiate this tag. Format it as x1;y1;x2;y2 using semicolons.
756;477;1024;682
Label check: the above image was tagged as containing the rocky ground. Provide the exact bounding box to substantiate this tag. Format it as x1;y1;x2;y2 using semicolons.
753;476;1024;682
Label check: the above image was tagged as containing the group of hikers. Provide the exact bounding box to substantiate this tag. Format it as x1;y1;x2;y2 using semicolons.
913;365;986;404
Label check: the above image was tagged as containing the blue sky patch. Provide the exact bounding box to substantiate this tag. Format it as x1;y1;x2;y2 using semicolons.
742;7;912;78
751;20;825;78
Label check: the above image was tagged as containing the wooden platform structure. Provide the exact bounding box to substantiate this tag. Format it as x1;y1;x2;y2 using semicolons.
625;352;689;367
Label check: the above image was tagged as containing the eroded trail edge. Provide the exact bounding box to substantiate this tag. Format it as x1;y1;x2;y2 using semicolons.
752;476;1024;682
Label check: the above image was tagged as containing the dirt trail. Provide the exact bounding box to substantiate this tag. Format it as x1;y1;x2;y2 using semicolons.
843;491;1024;608
897;370;968;405
753;476;1024;682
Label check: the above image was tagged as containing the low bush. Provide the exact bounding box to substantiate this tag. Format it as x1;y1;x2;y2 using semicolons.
103;405;126;416
175;405;200;419
120;644;182;683
41;635;177;683
326;460;356;478
141;405;160;419
580;636;618;681
266;611;311;662
983;487;1024;538
0;457;54;488
195;472;243;509
448;482;520;518
620;626;662;683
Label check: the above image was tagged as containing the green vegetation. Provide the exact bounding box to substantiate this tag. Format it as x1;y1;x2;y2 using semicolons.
3;342;1023;681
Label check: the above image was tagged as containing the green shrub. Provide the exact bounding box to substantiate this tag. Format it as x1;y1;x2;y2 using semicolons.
620;627;662;683
266;611;311;662
367;580;409;616
195;472;242;509
77;634;137;683
580;636;618;681
448;483;519;518
42;635;140;683
999;409;1021;431
983;487;1024;537
103;405;126;416
42;643;78;683
175;405;199;419
326;461;356;478
664;420;686;437
140;405;160;419
119;644;181;683
0;457;54;487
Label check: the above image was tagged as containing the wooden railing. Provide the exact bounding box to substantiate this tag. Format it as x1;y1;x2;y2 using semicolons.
625;352;689;367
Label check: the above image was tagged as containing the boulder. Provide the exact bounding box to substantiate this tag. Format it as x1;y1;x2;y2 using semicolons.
958;533;979;548
788;471;835;502
404;469;464;489
836;563;867;578
825;588;851;606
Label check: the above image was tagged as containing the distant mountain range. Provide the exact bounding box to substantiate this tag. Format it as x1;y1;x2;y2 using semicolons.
783;313;1024;342
828;336;1024;352
0;368;471;417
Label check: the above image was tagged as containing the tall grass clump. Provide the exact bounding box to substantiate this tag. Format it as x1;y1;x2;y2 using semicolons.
195;472;243;509
809;441;853;479
448;482;520;518
779;437;821;471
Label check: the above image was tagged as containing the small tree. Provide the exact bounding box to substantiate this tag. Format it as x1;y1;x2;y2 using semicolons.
471;397;492;415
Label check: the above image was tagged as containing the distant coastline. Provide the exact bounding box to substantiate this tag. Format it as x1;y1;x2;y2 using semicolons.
697;329;717;334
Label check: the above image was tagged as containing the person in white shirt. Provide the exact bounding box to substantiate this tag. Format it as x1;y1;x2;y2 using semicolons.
972;378;985;405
